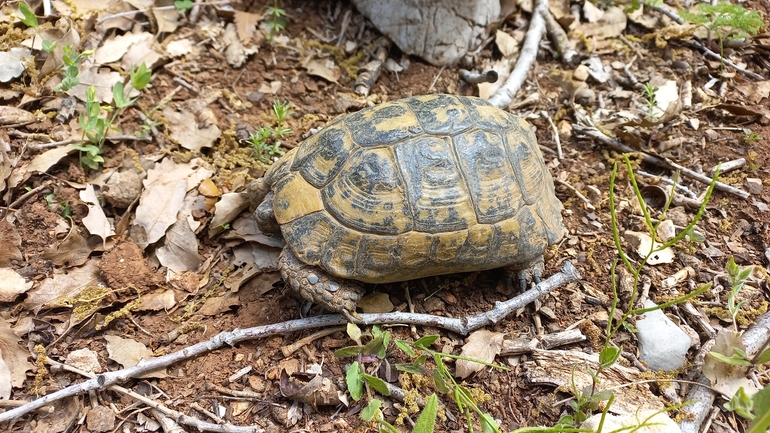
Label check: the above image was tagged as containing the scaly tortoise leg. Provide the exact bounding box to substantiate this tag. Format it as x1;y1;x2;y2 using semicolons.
279;249;364;322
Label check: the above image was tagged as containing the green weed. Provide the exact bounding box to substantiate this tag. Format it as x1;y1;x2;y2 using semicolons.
246;100;293;163
264;0;289;40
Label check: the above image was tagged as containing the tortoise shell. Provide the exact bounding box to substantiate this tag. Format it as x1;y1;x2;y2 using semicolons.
263;94;565;284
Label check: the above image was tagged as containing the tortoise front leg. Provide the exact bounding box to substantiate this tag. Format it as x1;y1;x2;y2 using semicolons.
279;249;364;322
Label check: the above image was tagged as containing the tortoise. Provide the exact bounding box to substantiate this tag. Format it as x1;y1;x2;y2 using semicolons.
249;94;566;321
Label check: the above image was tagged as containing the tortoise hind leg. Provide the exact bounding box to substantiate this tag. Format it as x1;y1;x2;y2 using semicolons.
279;249;364;322
506;259;544;293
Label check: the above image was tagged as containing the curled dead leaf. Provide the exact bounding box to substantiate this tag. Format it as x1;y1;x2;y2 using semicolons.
279;369;342;407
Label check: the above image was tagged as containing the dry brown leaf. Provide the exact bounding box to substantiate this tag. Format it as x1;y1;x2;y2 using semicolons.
223;22;258;67
0;353;11;400
121;34;163;70
94;32;152;64
162;104;221;151
0;220;23;266
456;329;505;379
231;242;281;271
258;80;282;94
280;369;342;407
198;292;240;316
155;219;201;273
0;268;33;302
137;289;176;311
234;10;262;44
358;292;394;314
67;68;123;103
104;335;167;378
80;184;115;244
703;329;758;397
573;6;627;39
42;228;100;268
165;38;195;57
134;159;191;246
224;215;285;248
0;47;31;83
623;231;675;265
0;317;33;388
495;30;518;58
153;0;179;33
0;105;36;126
209;192;251;237
23;259;101;313
304;59;340;84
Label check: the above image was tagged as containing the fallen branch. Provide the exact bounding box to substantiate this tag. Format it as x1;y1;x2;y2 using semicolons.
0;262;579;423
488;0;549;108
679;312;770;433
572;123;750;199
651;5;763;80
543;8;578;66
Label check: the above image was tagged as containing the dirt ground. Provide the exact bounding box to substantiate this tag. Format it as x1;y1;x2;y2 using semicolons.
1;0;769;432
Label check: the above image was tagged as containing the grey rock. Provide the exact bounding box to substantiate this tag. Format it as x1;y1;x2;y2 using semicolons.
351;0;499;66
637;300;691;371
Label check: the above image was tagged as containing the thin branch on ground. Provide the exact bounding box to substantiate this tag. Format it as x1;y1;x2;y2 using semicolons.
45;358;263;433
97;1;233;24
459;69;499;84
0;262;579;423
543;8;578;66
679;312;770;433
540;110;562;159
650;5;763;80
572;123;750;199
488;0;549;108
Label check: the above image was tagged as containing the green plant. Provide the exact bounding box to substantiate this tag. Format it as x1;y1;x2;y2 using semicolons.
336;324;504;432
14;2;55;53
679;3;763;70
44;193;72;217
743;129;762;144
549;155;718;427
54;45;95;92
264;0;289;40
641;83;658;121
74;63;152;169
246;100;293;163
174;0;193;12
724;256;752;330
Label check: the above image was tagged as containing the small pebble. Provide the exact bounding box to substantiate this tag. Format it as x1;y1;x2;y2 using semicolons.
573;64;590;81
574;88;596;106
745;178;762;195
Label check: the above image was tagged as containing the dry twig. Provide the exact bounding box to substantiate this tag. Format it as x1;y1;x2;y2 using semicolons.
0;262;579;423
572;123;750;199
488;0;548;108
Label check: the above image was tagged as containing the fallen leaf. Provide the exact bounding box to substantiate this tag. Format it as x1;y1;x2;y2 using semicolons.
153;0;180;33
162;104;221;152
0;47;32;82
495;30;518;58
0;268;33;302
0;317;33;388
573;6;626;39
137;289;176;311
121;34;163;70
0;353;11;399
94;32;152;65
42;228;100;267
24;145;77;176
703;329;757;397
104;335;167;378
231;242;281;271
198;292;240;316
280;369;342;407
80;184;115;244
358;292;394;314
23;260;101;313
456;329;505;379
234;10;262;44
223;216;285;248
155;219;201;273
165;38;195;57
223;22;258;67
258;80;282;94
623;231;675;265
0;220;23;266
209;192;251;237
304;59;340;84
66;68;124;103
0;105;36;126
134;159;191;246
